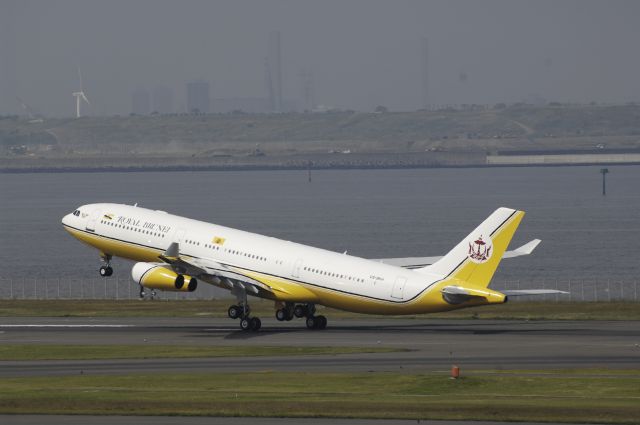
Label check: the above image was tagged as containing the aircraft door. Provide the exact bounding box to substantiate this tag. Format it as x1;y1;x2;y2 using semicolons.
292;258;303;278
85;209;101;232
391;276;407;300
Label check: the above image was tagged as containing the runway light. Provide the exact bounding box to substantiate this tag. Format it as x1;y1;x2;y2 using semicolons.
451;365;460;379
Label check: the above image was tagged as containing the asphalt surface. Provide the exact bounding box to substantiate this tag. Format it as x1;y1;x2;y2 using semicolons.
0;417;600;425
1;317;639;377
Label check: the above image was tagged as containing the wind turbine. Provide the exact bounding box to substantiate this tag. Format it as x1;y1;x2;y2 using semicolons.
72;68;90;118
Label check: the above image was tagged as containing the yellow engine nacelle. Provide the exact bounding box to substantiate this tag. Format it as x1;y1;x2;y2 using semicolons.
131;262;197;292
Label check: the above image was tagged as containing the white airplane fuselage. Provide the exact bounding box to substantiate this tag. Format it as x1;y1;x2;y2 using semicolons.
62;203;524;319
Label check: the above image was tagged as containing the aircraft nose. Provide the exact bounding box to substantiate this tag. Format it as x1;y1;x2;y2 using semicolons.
61;213;72;227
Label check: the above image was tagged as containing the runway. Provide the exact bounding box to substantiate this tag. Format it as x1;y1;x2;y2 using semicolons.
1;317;639;377
0;416;599;425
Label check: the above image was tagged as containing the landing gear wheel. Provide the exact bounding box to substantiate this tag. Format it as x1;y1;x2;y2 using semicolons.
250;317;262;331
228;305;242;320
99;266;113;277
275;308;288;321
240;317;252;331
316;315;327;330
306;316;317;330
293;304;307;318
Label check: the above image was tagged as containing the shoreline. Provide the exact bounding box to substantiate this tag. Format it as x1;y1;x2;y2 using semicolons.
3;151;640;173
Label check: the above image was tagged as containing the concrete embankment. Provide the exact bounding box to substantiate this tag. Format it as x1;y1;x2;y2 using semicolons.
487;153;640;166
4;151;640;173
0;151;486;172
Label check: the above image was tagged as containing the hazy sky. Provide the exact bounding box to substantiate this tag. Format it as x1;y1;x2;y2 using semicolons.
1;0;639;116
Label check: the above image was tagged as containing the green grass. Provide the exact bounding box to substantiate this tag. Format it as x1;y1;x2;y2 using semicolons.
0;344;401;361
0;370;638;422
1;300;639;320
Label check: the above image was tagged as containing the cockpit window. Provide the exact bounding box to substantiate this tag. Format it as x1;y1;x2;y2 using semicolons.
73;210;80;216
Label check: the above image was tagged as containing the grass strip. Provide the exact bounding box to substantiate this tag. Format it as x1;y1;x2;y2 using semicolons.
0;370;638;423
0;344;399;361
448;369;640;378
1;300;639;320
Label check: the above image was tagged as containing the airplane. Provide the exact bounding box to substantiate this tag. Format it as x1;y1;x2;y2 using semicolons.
61;203;564;331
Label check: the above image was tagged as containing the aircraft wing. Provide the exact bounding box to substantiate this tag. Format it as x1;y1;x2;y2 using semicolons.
158;243;273;295
373;239;541;269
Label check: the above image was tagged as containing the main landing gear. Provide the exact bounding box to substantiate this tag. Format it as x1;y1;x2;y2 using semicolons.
99;254;113;277
275;302;327;330
228;304;261;331
228;284;261;331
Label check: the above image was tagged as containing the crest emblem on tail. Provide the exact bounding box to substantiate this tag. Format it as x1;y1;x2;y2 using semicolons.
468;235;492;263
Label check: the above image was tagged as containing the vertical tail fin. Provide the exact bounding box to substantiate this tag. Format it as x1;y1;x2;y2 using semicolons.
417;208;524;288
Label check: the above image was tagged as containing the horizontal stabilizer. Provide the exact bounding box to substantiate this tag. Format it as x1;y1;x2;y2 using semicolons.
502;289;569;296
373;239;541;269
441;285;506;305
502;239;541;259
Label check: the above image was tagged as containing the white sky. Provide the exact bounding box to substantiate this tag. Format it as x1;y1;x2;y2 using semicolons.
1;0;639;116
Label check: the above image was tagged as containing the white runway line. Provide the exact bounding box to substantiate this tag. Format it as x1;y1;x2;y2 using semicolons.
0;325;134;328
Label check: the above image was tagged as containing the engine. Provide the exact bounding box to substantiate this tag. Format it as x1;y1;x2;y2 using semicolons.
131;262;197;292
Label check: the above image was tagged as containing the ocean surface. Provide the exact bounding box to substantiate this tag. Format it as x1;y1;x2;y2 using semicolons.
1;166;639;298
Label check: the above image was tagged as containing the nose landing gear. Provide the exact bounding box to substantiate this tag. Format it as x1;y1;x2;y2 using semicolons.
99;253;113;277
99;265;113;277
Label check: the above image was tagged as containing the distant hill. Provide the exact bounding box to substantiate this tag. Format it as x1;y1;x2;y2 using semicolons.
1;104;639;157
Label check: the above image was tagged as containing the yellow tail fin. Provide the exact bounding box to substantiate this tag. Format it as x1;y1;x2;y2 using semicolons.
419;208;525;289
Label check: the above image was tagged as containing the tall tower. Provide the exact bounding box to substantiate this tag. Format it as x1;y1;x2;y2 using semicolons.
264;57;275;112
0;1;18;115
268;31;283;112
421;37;429;110
299;69;315;112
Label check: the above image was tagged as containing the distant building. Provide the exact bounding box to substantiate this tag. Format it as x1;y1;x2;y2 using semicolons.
186;80;210;114
131;88;150;115
152;85;173;114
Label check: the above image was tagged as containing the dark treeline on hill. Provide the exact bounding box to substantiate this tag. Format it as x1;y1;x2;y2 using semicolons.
1;104;640;156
